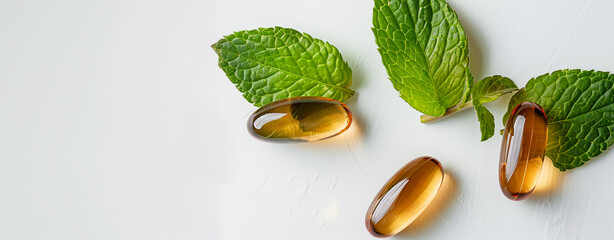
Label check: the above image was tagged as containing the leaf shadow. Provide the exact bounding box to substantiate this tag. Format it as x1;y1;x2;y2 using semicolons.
349;57;367;91
344;65;370;140
580;141;614;169
450;3;487;80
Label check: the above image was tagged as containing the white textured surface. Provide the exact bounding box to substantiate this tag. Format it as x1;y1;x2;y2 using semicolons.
2;0;614;239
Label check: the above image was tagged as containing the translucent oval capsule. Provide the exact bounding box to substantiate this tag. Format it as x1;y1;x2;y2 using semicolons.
247;97;352;142
365;156;444;238
499;102;548;201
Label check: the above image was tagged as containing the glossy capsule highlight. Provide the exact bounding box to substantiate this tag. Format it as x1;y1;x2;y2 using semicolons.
365;156;444;238
499;102;548;201
247;97;352;142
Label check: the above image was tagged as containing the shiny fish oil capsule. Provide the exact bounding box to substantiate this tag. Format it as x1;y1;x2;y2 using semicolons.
247;97;352;142
499;102;548;201
365;156;444;238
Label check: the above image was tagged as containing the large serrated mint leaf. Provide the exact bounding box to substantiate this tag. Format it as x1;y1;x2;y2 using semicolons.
472;75;518;141
373;0;471;117
212;27;354;107
503;69;614;171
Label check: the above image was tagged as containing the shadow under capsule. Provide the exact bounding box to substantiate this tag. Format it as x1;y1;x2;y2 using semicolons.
395;171;458;237
527;156;566;201
343;92;370;139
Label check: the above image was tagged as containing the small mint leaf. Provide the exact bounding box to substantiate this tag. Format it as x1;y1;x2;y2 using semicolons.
473;99;495;141
473;75;518;103
212;27;354;107
471;75;518;141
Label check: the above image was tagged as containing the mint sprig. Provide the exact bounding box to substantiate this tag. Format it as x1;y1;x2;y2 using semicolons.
373;0;516;141
504;69;614;171
212;27;354;107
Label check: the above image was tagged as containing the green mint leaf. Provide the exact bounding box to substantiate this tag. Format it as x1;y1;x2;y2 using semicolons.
503;69;614;171
212;27;354;107
472;75;518;103
472;99;495;141
471;75;518;141
373;0;471;117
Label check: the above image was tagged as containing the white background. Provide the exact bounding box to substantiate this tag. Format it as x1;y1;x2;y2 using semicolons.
2;0;614;239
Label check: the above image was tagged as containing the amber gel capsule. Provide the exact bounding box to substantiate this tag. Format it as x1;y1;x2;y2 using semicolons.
247;97;352;142
499;102;548;201
365;156;444;238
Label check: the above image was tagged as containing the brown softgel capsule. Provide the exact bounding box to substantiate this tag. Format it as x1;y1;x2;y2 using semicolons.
365;156;444;238
247;97;352;142
499;102;548;201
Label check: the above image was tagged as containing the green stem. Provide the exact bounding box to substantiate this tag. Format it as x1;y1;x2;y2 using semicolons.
420;102;474;123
